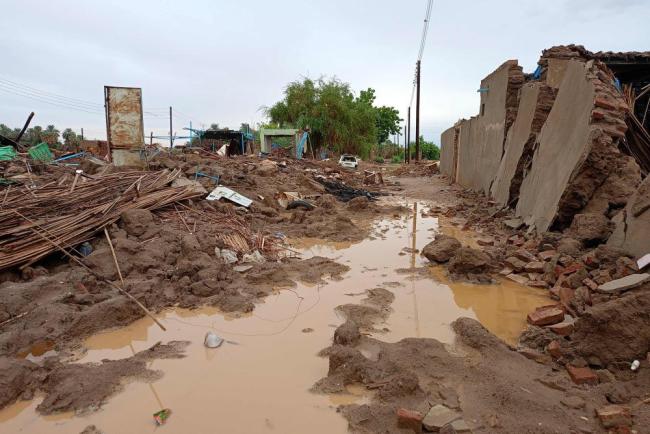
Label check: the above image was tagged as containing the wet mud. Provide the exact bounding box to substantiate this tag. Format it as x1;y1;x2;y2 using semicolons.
0;199;553;433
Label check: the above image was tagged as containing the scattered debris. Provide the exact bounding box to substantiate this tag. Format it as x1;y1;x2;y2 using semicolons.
204;332;224;348
206;186;252;207
153;408;172;426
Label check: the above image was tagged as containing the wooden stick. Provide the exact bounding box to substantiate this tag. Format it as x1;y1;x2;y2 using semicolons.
15;211;166;331
0;311;29;328
104;227;124;287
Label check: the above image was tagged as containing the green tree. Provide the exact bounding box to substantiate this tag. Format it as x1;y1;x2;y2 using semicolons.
266;77;400;159
62;128;79;147
375;106;402;145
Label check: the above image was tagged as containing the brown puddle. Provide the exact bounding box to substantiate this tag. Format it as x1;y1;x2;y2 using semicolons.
0;200;550;434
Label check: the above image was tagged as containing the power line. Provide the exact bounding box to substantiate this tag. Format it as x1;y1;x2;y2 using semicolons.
409;0;434;107
0;85;104;115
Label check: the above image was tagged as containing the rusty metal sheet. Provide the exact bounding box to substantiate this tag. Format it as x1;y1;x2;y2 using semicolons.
104;86;144;150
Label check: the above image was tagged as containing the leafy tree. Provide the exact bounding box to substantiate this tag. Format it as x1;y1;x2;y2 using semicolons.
266;77;400;159
375;106;402;145
41;125;60;146
62;128;79;147
419;136;440;160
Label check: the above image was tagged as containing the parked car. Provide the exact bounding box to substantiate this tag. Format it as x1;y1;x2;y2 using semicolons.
338;154;359;169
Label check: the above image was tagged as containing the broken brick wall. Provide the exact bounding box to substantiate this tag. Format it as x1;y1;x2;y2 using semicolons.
441;45;644;240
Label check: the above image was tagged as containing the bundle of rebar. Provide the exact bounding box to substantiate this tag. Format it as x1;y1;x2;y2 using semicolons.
0;168;203;271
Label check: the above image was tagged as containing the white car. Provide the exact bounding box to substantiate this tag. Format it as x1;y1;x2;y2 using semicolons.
338;154;359;169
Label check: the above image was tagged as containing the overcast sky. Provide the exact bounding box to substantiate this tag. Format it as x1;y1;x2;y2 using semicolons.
1;0;649;144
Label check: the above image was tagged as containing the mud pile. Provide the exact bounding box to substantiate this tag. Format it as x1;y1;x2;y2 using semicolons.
1;152;407;416
314;280;650;433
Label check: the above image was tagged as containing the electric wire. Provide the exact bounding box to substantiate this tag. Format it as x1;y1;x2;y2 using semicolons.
408;0;434;107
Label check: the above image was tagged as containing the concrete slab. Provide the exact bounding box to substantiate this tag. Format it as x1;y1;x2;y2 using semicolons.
597;273;650;293
516;60;595;232
608;176;650;257
491;83;541;205
422;404;460;432
440;126;456;178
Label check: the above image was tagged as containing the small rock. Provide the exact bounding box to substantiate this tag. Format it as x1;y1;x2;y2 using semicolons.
242;250;266;264
515;249;537;262
301;328;314;333
557;238;582;257
506;273;529;286
503;218;523;229
547;340;562;359
596;369;616;384
448;247;491;275
595;405;631;429
422;405;460;432
561;396;586;410
505;257;526;272
539;250;557;262
597;273;650;293
518;348;548;363
448;419;471;433
524;261;545;273
233;265;253;273
215;248;238;264
421;235;461;263
476;237;495;246
569;213;614;245
396;408;423;433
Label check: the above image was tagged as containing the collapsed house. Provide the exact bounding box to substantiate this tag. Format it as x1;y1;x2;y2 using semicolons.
440;45;650;256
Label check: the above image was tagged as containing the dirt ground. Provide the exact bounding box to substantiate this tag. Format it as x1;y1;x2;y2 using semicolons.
1;157;649;433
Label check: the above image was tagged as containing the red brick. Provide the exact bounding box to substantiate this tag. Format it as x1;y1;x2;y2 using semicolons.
566;365;599;385
538;250;557;262
527;306;564;326
558;287;575;307
591;110;606;121
397;408;423;433
594;97;617;111
505;257;526;272
561;263;583;276
596;405;631;429
547;321;574;336
515;249;537;262
547;340;562;359
525;261;545;273
582;278;598;291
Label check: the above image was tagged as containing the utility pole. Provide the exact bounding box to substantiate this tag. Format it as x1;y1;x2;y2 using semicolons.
169;106;173;149
407;106;411;164
403;123;407;162
80;128;84;141
415;60;421;162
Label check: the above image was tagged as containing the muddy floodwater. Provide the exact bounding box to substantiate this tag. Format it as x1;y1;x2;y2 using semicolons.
0;200;551;434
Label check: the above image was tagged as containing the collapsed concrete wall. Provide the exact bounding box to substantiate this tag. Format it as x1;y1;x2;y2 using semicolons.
515;60;598;231
441;45;645;237
455;61;524;193
608;175;650;257
439;126;456;177
490;83;557;206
